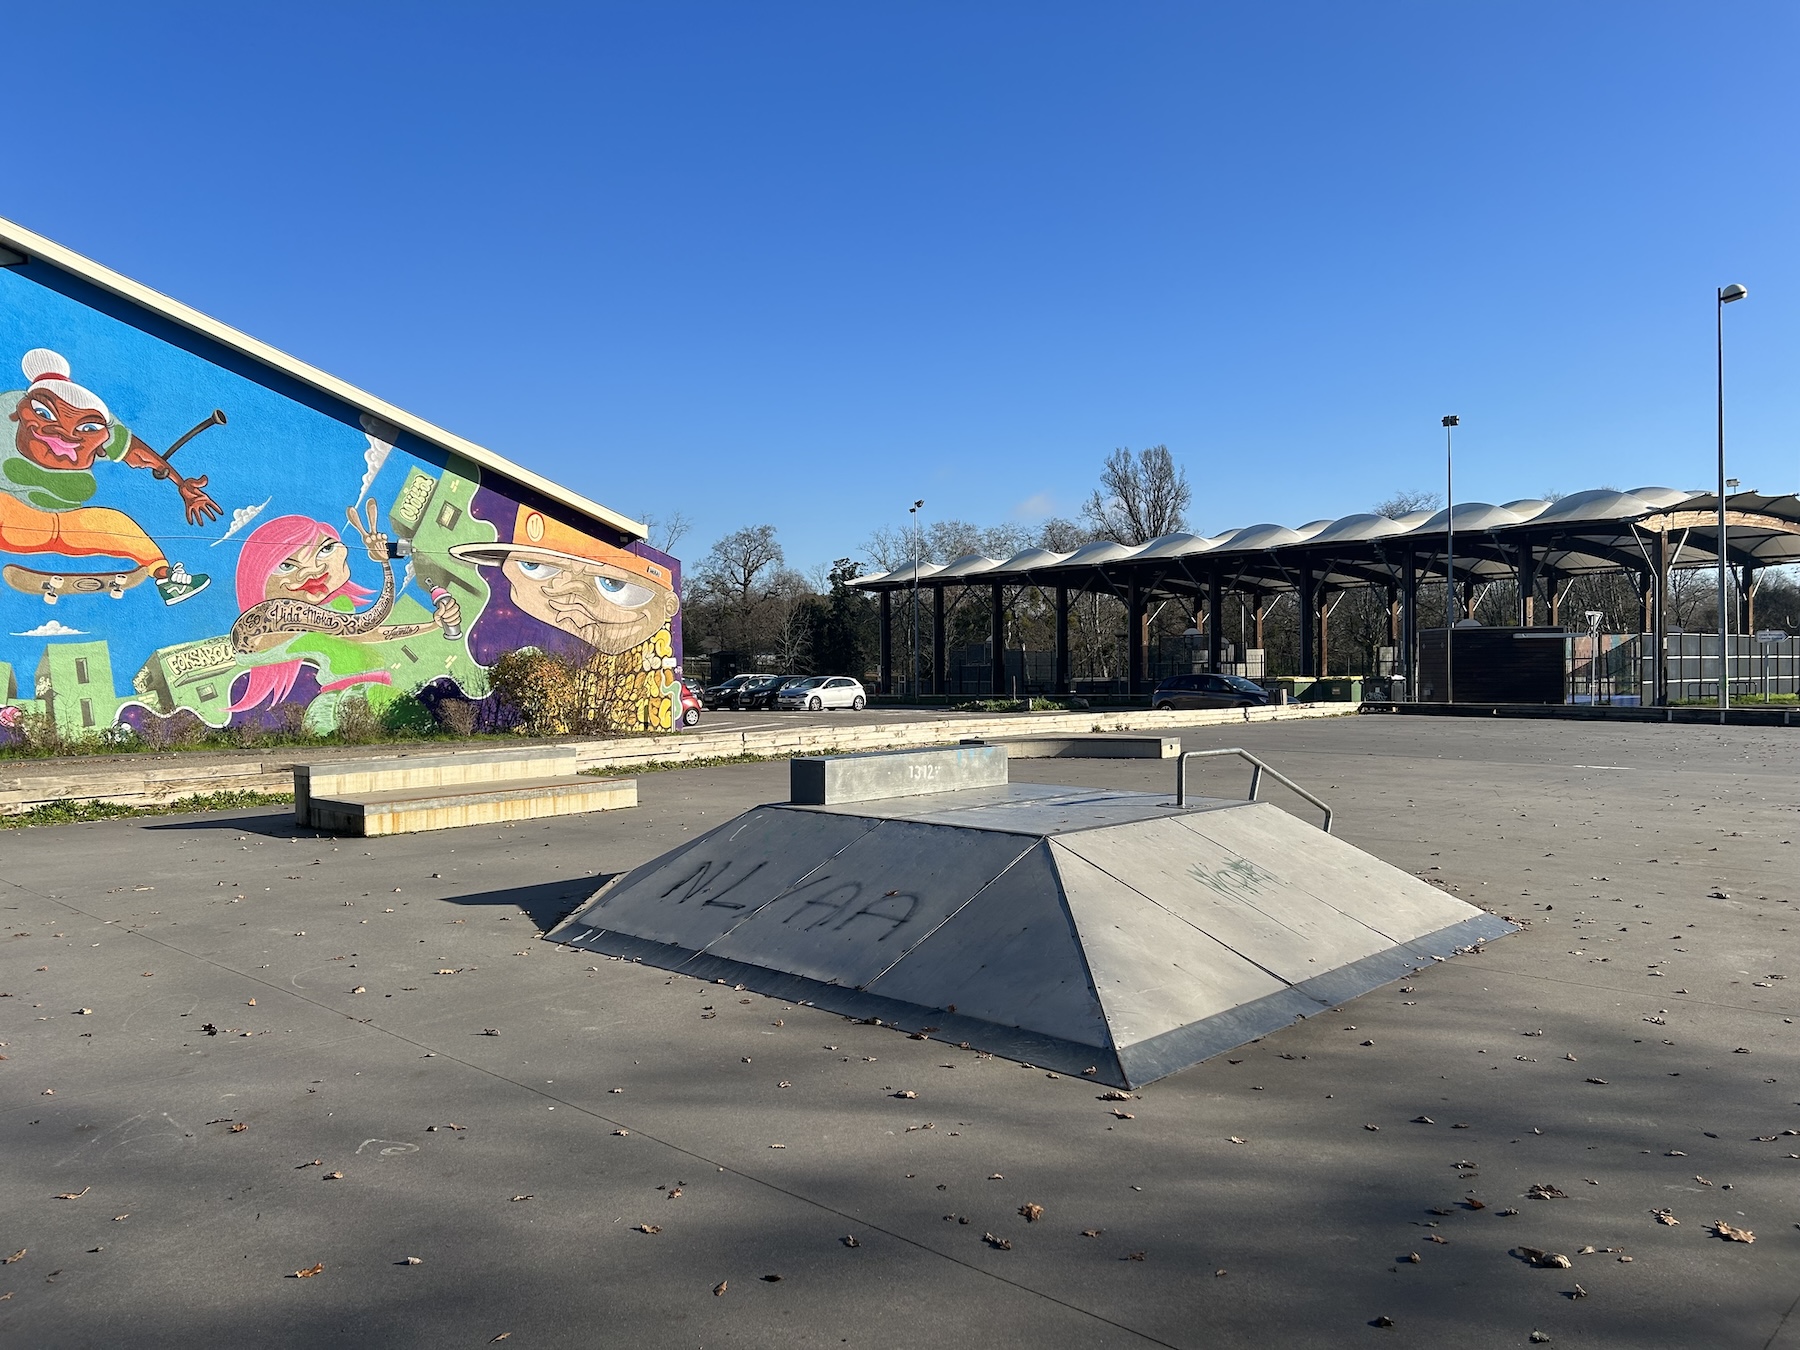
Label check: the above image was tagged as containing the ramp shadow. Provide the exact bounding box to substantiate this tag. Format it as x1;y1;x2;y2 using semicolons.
142;809;311;839
442;876;612;930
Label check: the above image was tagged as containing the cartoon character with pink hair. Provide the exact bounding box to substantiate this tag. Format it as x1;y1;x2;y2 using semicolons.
226;500;460;714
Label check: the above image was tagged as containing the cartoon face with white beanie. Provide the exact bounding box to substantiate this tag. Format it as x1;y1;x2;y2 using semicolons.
2;347;222;603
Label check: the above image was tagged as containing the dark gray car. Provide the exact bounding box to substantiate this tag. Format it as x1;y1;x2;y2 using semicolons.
1151;673;1270;710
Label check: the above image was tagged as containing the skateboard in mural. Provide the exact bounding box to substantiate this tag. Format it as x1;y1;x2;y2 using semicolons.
2;562;190;604
2;349;225;605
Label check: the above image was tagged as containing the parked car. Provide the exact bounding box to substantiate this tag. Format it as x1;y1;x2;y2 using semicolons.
736;673;798;710
1150;673;1271;711
676;680;703;726
777;675;867;711
702;673;758;709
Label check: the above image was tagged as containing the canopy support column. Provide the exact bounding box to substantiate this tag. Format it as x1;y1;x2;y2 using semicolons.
1207;570;1224;672
989;582;1006;698
1319;587;1332;677
1654;532;1669;705
1298;568;1316;677
931;583;947;695
878;590;893;695
1742;565;1757;636
1053;585;1070;694
1127;576;1146;695
1517;544;1538;626
1401;550;1418;696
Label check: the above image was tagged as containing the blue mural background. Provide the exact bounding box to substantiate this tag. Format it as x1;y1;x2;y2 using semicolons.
0;264;681;739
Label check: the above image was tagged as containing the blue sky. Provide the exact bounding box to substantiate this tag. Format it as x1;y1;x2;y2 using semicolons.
11;2;1795;571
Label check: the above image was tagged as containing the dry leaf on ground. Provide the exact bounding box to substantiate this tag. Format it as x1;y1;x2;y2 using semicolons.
1712;1221;1755;1243
53;1187;90;1200
1517;1247;1572;1268
1652;1209;1680;1226
983;1233;1012;1250
634;1224;661;1234
1019;1204;1044;1222
713;1280;728;1296
292;1263;324;1278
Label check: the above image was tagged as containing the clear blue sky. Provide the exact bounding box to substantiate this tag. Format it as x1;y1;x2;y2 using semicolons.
12;2;1795;571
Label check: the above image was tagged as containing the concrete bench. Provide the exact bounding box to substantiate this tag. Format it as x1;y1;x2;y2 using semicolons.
308;773;637;837
979;734;1178;760
790;743;1008;806
293;745;578;827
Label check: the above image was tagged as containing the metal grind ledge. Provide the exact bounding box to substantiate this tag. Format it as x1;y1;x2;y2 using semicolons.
789;742;1008;805
546;783;1514;1087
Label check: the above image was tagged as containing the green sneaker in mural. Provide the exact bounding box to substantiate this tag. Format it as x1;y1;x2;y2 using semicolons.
155;564;210;606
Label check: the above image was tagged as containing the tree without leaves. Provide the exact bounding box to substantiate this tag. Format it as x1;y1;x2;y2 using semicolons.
1082;446;1190;545
1372;489;1443;519
636;510;692;556
697;525;784;608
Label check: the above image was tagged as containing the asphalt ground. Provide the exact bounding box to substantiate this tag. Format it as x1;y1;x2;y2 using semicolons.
1;716;1795;1349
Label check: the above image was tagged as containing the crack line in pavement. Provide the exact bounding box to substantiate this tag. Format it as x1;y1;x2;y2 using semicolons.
24;886;1186;1350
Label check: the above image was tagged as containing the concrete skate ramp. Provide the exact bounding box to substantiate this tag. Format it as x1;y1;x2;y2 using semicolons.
546;784;1513;1087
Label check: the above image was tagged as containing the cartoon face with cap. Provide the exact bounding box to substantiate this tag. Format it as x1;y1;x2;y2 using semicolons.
450;506;679;655
11;349;116;469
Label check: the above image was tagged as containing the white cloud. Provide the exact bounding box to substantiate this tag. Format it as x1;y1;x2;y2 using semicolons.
13;620;87;637
213;496;272;546
1011;491;1056;520
357;413;398;503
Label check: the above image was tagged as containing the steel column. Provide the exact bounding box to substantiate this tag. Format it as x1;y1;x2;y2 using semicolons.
1127;576;1145;695
931;583;947;695
1053;585;1070;694
1654;532;1669;705
1298;568;1316;677
878;589;893;695
1517;543;1537;626
1207;570;1224;672
989;582;1007;698
1401;550;1418;693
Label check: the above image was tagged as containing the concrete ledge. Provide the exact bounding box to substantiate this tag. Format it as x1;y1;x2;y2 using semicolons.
983;733;1179;759
310;774;636;837
295;746;579;825
790;743;1008;805
0;703;1355;817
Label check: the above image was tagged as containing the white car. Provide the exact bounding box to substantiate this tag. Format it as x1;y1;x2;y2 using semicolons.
777;675;867;711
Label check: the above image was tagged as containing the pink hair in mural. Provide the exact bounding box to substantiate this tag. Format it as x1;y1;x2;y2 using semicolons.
229;515;375;712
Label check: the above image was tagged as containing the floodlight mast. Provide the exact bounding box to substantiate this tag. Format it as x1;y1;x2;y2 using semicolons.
1442;415;1460;704
1717;284;1746;715
909;499;925;700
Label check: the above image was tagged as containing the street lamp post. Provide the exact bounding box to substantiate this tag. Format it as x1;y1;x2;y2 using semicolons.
1442;414;1459;704
909;499;924;700
1717;284;1747;713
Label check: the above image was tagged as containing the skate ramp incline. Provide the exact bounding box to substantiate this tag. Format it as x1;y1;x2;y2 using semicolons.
546;783;1512;1087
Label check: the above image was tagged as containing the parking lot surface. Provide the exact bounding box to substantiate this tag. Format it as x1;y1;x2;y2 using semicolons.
1;716;1795;1348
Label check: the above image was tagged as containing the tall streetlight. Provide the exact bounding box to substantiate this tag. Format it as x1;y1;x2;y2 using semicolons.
909;499;925;700
1442;414;1460;704
1717;283;1747;712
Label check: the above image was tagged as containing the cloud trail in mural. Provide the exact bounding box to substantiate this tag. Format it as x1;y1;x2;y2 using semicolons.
212;496;273;547
13;619;87;637
358;414;398;501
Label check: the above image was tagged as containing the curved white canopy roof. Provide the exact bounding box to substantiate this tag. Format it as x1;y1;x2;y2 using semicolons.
854;487;1800;593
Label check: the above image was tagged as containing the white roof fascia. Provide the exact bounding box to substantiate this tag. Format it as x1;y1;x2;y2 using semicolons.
0;215;646;541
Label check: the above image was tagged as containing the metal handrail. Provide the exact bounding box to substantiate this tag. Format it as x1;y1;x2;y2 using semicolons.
1175;747;1334;833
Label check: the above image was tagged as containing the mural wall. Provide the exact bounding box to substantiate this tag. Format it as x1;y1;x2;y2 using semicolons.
0;264;680;741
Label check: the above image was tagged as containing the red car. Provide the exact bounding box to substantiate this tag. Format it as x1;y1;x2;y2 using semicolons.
677;680;703;727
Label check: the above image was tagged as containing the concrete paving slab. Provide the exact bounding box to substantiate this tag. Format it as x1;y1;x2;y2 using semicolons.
1;716;1796;1348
